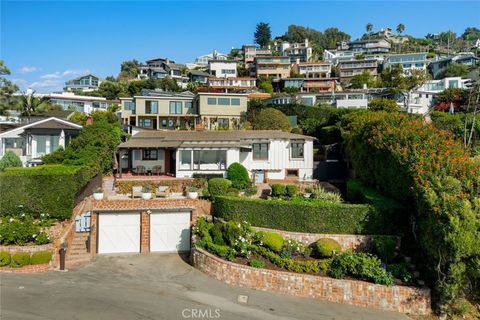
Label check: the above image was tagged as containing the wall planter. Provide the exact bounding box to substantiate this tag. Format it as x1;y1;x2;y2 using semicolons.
93;188;104;200
186;187;199;199
141;192;152;200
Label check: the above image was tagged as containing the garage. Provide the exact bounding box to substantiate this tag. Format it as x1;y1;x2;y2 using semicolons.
98;213;140;254
150;211;191;252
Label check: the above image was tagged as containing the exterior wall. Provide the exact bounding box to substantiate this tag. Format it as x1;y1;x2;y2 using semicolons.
208;77;257;90
132;96;196;116
132;149;165;172
193;247;431;315
208;61;238;78
197;93;248;117
0;264;51;273
255;57;291;79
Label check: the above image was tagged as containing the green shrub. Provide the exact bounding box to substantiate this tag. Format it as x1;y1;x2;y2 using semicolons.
285;185;298;198
0;215;51;245
208;178;232;198
0;251;11;266
329;251;394;285
30;251;53;265
271;184;286;198
310;185;342;204
209;224;225;246
10;252;31;268
244;186;258;197
226;188;239;197
387;263;413;284
249;259;265;268
214;196;379;234
259;232;284;252
222;221;243;247
227;163;250;189
315;238;342;257
0;151;23;172
373;236;397;263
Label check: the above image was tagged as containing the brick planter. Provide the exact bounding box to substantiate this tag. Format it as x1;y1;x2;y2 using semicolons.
0;243;54;254
0;263;51;273
192;247;431;315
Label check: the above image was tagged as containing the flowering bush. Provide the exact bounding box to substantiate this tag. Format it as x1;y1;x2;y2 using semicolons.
0;214;51;246
281;238;312;258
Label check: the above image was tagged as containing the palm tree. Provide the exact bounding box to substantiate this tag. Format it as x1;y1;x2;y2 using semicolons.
20;91;49;123
366;23;373;33
396;23;405;35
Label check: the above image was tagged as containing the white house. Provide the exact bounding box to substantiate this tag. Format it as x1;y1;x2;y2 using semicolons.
404;77;471;115
208;60;237;78
0;117;82;166
116;130;315;182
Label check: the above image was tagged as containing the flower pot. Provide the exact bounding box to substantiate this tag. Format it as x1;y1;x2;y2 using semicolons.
303;193;311;198
142;192;152;200
93;192;104;200
187;192;198;199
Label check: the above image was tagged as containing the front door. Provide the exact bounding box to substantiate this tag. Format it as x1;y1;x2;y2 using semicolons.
255;170;265;184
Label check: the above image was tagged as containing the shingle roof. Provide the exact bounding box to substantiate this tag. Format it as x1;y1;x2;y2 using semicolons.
25;119;82;130
118;130;314;149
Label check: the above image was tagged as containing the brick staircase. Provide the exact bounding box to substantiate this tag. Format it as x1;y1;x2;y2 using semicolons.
65;232;91;269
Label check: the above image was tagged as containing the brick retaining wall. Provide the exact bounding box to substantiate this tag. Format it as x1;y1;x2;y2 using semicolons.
0;263;50;273
0;243;54;254
253;227;399;251
192;247;431;315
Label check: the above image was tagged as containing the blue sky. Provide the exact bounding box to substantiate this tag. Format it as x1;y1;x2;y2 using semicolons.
1;0;479;92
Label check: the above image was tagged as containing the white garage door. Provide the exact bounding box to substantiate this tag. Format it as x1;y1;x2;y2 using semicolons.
150;211;191;252
98;213;140;254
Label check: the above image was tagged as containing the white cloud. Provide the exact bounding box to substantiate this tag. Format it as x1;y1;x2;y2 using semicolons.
40;72;61;79
12;79;28;87
18;66;39;74
29;79;63;90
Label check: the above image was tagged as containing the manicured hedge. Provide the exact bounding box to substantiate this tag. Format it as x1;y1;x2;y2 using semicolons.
214;196;384;234
0;165;95;220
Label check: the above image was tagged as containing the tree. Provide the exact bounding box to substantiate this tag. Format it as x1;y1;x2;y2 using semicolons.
228;48;242;60
0;151;22;171
158;76;180;92
119;60;140;80
366;23;373;35
20;91;50;122
350;72;375;89
435;64;469;79
0;61;19;116
96;81;128;100
257;77;273;94
254;22;272;48
396;23;405;35
321;28;350;49
367;99;400;112
461;27;480;41
69;111;87;125
251;108;291;132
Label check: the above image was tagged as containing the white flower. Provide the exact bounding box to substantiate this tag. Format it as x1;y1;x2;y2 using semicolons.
32;234;37;238
21;213;25;217
9;218;14;222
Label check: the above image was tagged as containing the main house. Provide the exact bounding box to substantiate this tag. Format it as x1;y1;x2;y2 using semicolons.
116;130;314;182
64;74;102;92
0;117;82;166
118;90;248;131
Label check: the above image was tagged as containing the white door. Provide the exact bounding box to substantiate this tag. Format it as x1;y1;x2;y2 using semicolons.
98;213;140;254
150;212;191;252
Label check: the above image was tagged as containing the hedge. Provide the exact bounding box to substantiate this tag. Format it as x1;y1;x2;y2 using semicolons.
213;196;386;234
0;165;95;220
341;111;480;306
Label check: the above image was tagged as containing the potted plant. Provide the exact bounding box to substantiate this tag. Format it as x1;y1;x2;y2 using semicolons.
186;186;199;199
141;186;152;200
93;187;104;200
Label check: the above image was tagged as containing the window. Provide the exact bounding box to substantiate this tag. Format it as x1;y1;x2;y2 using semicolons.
180;150;192;170
124;101;135;111
207;98;217;105
217;98;230;105
161;119;167;127
145;101;158;114
231;98;240;106
139;118;152;127
221;69;236;74
218;118;229;129
185;101;192;108
36;136;48;155
169;101;182;114
142;149;158;160
286;169;299;177
253;143;268;160
193;150;227;170
291;141;304;159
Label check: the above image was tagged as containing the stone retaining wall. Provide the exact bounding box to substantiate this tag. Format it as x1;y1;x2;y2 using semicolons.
0;243;54;254
253;227;399;251
192;247;431;315
0;263;50;273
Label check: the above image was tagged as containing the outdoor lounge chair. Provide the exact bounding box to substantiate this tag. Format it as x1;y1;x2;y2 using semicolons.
156;186;170;198
152;165;162;175
135;165;146;175
132;186;143;198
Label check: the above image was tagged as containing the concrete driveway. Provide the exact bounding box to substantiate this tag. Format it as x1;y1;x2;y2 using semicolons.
1;254;410;320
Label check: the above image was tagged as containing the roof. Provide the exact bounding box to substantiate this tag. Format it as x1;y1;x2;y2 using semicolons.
139;89;195;98
30;110;75;120
0;117;82;138
118;130;315;149
66;73;101;82
188;70;210;77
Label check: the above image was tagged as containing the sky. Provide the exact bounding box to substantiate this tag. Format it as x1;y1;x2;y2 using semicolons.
1;0;479;93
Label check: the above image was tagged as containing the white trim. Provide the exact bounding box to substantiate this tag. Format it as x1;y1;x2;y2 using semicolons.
0;117;82;138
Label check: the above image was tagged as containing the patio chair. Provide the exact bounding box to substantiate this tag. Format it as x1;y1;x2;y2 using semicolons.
152;165;162;176
132;185;143;198
136;165;146;175
156;186;170;198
